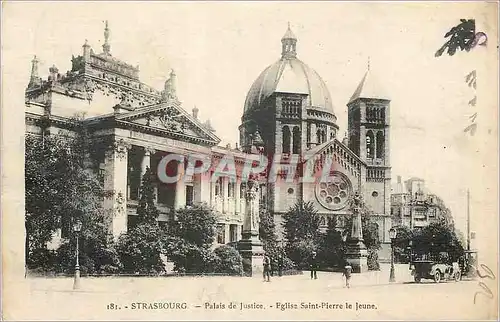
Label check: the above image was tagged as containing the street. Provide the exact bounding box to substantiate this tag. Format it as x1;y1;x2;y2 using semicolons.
4;264;495;321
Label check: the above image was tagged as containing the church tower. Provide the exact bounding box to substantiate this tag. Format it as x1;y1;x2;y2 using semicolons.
347;62;390;167
240;24;338;157
239;24;338;214
347;62;392;257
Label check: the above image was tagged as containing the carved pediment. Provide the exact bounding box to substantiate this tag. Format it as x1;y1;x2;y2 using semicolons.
146;106;187;133
116;104;220;145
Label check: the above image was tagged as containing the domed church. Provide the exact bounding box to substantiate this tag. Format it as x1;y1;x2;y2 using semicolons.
25;22;392;261
239;25;393;258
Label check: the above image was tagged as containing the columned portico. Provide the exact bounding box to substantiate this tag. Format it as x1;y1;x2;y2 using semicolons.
141;147;155;177
104;138;130;238
174;159;186;209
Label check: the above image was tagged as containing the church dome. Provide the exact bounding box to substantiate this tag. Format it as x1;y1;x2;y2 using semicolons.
243;25;335;117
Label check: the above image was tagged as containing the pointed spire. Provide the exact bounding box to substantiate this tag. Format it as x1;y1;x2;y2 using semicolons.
348;59;389;105
30;55;39;79
169;69;177;99
162;69;178;102
342;131;348;145
82;39;91;60
192;106;199;119
281;23;297;59
102;20;111;55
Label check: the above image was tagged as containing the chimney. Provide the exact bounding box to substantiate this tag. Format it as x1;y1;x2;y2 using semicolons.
192;106;199;119
169;69;177;99
82;39;91;61
49;65;59;82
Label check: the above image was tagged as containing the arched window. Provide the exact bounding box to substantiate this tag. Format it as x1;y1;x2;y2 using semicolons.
316;129;322;144
322;130;327;143
366;130;374;159
376;131;384;159
292;127;300;154
282;126;291;154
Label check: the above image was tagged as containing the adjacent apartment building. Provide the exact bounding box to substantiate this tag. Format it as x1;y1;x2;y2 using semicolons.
391;176;454;230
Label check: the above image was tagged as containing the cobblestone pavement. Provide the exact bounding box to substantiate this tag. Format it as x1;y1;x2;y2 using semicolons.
4;264;495;320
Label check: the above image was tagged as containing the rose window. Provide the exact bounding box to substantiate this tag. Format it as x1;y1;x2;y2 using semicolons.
315;172;352;210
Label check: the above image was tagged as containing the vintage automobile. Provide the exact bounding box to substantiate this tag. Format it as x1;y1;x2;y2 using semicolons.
411;260;461;283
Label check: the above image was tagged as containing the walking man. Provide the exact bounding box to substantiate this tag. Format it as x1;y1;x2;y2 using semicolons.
310;251;318;280
342;262;352;288
263;254;271;282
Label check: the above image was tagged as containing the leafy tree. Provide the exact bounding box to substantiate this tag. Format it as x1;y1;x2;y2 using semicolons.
117;166;165;274
412;221;465;262
283;201;321;242
435;19;476;57
136;167;160;225
282;201;321;268
117;223;165;274
169;203;217;247
213;245;243;275
392;226;413;263
164;203;218;273
317;216;345;269
55;213;122;274
25;120;118;273
259;209;279;257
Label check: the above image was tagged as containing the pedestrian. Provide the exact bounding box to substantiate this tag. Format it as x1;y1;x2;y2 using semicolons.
263;254;271;282
342;262;352;288
309;251;318;280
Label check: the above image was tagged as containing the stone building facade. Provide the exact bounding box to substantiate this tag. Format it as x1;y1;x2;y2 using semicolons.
391;176;454;230
239;25;393;257
26;22;393;258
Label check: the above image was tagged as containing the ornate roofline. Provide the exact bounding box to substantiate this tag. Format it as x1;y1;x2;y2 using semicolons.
114;102;221;143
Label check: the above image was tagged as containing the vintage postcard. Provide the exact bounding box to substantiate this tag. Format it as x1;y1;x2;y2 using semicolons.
1;1;498;320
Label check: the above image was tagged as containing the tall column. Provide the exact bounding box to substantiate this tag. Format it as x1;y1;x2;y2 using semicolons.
141;147;155;178
235;178;241;214
222;177;229;214
310;123;317;146
237;179;264;276
276;125;282;154
345;191;368;273
104;138;130;239
224;224;230;244
140;147;156;201
174;159;186;209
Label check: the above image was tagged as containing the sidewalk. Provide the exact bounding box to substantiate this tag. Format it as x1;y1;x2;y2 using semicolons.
291;263;414;289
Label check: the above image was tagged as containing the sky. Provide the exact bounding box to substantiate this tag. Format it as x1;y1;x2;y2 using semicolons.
2;2;498;243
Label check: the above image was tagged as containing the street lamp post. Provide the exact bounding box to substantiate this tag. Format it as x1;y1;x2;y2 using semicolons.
408;240;413;269
73;219;82;290
389;227;397;283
